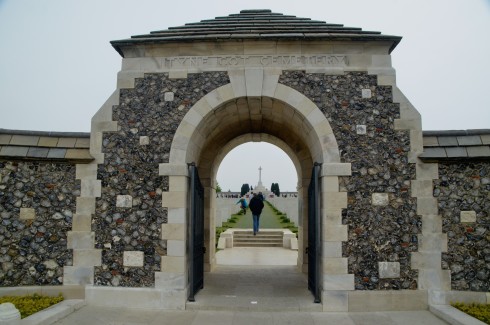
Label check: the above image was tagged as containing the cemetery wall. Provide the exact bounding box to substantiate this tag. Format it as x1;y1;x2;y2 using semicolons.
436;162;490;292
0;160;77;286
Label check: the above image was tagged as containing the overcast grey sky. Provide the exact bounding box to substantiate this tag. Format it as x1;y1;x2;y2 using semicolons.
1;0;489;191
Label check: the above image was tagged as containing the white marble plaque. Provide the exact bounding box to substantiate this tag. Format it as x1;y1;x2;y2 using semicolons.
379;262;400;278
356;125;367;135
164;92;174;101
116;195;133;208
123;251;144;267
139;136;150;146
372;193;389;206
362;89;372;98
460;211;476;223
20;208;35;220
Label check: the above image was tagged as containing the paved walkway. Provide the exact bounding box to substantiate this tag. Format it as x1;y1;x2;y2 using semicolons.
52;247;450;325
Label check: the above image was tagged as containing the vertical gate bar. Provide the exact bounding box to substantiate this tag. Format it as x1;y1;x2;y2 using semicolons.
314;162;322;303
188;163;204;302
308;162;322;303
188;163;196;302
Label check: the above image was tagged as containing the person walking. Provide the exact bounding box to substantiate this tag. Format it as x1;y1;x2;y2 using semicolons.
248;193;264;236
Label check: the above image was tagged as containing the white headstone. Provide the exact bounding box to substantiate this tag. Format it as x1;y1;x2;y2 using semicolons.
0;303;20;325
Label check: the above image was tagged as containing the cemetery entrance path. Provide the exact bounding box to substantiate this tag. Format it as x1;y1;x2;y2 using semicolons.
186;260;321;312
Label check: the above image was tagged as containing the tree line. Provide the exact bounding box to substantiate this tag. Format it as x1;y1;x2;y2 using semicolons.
238;183;280;196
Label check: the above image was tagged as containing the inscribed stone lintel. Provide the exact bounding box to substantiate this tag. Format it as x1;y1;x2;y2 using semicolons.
157;54;349;70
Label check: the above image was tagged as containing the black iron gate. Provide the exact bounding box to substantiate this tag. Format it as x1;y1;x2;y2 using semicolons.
307;162;322;303
188;163;205;302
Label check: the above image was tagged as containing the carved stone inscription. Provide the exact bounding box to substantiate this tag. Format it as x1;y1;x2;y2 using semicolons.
163;55;348;69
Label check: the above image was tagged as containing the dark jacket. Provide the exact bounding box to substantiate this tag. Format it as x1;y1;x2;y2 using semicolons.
249;196;264;215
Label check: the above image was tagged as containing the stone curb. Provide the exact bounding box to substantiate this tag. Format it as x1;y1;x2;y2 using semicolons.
21;299;85;325
430;305;486;325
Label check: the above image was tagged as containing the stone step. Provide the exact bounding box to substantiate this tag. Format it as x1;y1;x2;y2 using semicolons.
234;242;283;247
234;238;283;242
233;231;284;235
233;235;283;240
231;230;285;248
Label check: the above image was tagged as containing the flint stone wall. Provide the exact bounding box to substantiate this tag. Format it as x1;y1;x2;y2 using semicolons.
94;72;229;287
436;162;490;291
0;161;77;286
279;71;418;290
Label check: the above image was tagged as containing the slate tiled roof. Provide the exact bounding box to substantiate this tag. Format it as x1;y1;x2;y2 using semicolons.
111;9;402;57
0;129;92;162
421;130;490;161
2;128;489;163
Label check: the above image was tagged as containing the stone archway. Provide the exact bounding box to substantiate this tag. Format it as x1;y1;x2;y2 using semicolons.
159;73;352;306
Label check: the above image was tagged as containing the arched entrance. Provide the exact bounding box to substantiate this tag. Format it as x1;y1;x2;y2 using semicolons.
160;78;352;306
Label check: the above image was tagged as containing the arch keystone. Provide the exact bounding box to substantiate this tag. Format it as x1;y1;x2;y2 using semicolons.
228;69;246;97
245;68;264;97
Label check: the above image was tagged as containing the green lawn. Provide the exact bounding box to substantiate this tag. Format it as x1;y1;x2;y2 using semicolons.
233;202;284;228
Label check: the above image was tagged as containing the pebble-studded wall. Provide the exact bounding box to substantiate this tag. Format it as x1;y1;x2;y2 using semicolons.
279;71;419;290
93;72;229;287
1;71;488;293
0;161;76;286
436;162;490;292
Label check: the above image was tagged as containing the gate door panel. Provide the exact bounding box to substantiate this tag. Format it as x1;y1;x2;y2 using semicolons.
188;163;204;302
308;162;321;303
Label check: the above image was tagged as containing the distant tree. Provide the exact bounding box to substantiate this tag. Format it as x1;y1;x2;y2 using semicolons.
271;183;280;196
240;183;250;196
215;181;222;193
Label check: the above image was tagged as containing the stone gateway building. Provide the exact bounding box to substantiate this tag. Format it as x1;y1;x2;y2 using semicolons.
0;10;489;311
